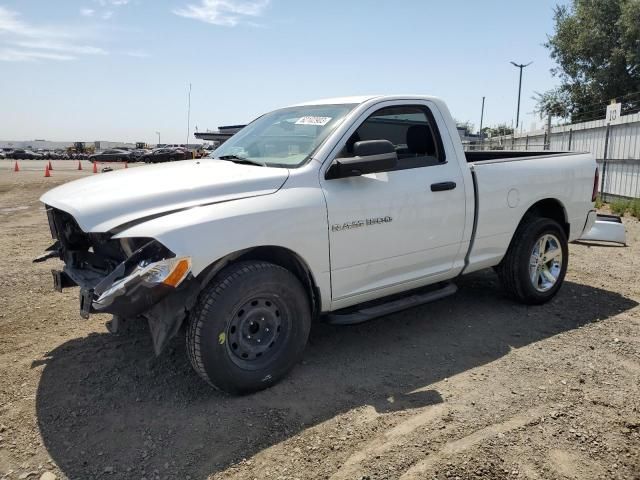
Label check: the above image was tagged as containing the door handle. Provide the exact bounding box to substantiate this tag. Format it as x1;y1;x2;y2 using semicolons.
430;181;457;192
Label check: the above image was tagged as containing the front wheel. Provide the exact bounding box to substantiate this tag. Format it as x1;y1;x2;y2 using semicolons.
496;217;568;305
187;261;311;394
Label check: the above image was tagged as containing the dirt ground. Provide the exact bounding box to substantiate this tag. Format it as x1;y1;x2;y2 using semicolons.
0;160;638;480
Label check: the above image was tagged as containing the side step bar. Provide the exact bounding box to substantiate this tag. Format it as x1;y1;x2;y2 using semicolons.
326;282;457;325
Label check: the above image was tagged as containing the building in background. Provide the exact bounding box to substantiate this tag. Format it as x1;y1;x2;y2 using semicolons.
194;125;245;145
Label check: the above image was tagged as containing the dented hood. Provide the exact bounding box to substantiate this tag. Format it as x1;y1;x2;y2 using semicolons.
41;160;289;232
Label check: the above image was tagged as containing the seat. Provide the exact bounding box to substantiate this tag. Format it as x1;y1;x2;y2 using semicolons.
406;124;436;156
395;124;438;169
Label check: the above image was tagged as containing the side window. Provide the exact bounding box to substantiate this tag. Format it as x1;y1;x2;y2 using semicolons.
338;105;445;170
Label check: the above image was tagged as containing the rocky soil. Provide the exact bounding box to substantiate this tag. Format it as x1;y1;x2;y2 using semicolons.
0;161;638;479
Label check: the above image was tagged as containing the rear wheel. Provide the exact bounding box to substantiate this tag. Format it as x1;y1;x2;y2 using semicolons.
187;261;311;394
496;217;568;305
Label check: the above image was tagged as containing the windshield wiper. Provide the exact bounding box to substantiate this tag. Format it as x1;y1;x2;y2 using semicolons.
216;155;266;167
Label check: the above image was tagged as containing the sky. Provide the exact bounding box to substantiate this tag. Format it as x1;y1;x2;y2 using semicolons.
0;0;568;144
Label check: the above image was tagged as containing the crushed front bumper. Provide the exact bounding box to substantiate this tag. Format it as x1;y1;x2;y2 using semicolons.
38;206;201;354
39;206;193;319
50;254;192;319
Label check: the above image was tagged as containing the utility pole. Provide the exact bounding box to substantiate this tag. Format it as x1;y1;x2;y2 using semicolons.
155;131;161;145
510;61;532;129
479;96;485;145
186;83;192;147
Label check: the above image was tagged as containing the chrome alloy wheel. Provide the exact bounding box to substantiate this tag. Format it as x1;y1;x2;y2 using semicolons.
529;233;563;292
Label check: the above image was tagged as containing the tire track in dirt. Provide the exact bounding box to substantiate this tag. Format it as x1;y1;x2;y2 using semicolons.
330;402;448;480
399;406;546;479
547;448;606;479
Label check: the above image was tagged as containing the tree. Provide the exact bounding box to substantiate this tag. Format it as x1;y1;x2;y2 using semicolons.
532;89;571;121
481;124;514;138
538;0;640;122
455;120;475;135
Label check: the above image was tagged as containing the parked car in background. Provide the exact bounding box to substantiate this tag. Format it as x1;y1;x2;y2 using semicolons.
182;148;195;160
192;146;208;158
141;147;189;163
41;150;61;160
130;149;151;162
0;152;5;159
89;149;132;163
11;149;41;159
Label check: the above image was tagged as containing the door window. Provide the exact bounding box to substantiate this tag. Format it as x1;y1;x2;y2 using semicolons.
338;105;446;170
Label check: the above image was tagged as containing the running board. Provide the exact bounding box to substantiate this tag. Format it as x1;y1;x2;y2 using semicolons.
326;282;457;325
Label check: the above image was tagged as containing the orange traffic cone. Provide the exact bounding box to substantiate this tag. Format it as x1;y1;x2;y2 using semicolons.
44;165;51;177
14;161;19;172
92;162;98;174
48;160;53;170
77;161;82;170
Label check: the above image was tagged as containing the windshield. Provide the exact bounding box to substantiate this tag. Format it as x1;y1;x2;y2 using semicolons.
208;104;356;168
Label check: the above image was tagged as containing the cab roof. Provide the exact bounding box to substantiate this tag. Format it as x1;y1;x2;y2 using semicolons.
290;95;444;108
290;95;380;106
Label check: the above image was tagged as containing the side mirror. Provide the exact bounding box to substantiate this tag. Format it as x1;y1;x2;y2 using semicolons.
326;140;398;179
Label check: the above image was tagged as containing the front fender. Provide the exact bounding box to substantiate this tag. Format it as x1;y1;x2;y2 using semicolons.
113;188;331;310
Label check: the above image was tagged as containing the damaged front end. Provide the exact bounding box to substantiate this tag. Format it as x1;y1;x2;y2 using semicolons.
36;206;199;353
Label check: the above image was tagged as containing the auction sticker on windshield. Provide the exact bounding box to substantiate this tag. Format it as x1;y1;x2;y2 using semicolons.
295;116;332;126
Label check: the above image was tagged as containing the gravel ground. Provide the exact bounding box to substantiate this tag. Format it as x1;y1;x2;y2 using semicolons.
0;161;638;480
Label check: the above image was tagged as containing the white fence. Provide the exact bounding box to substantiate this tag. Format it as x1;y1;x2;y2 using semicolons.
470;112;640;199
597;159;640;200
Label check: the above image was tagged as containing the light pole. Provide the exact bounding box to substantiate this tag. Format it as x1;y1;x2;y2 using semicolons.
479;96;485;145
155;131;161;145
510;61;532;129
186;83;192;147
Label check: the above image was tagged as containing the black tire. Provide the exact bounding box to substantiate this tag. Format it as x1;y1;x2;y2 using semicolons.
187;261;311;394
496;217;568;305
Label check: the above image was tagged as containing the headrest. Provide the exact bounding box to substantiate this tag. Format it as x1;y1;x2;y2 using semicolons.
406;124;435;155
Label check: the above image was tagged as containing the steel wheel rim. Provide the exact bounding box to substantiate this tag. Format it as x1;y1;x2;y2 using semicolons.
226;296;289;369
529;233;563;292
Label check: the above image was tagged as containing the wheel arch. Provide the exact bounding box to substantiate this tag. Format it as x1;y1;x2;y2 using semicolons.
195;245;321;320
498;197;569;268
520;198;569;237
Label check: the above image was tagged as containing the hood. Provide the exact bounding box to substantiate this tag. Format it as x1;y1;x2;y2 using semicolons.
41;160;289;232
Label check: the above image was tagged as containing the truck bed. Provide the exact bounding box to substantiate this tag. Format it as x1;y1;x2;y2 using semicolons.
465;150;569;163
463;151;596;275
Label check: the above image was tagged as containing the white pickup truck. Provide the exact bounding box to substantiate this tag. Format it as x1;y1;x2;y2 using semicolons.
39;95;604;394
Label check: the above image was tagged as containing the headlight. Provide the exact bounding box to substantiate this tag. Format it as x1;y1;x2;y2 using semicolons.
139;257;191;287
95;256;191;305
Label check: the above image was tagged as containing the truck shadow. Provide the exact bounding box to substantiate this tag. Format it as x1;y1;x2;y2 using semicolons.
34;271;637;479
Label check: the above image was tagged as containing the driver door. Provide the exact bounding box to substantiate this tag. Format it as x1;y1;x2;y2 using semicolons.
321;101;467;308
